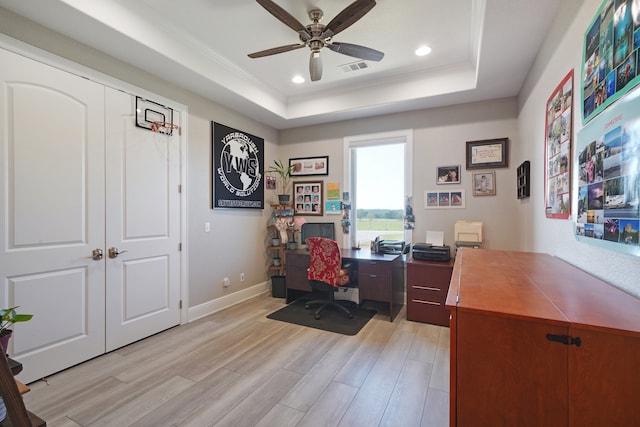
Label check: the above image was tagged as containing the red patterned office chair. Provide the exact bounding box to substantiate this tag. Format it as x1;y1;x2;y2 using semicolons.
305;237;353;320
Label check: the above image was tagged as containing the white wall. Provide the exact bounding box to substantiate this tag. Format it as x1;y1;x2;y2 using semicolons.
518;0;640;297
280;97;520;251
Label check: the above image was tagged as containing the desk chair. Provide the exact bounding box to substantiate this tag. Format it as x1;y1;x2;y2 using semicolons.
305;237;353;320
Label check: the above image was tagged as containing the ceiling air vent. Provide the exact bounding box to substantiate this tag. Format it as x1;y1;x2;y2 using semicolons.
340;61;369;73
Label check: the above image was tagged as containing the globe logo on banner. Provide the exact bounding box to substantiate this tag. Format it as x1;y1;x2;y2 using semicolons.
213;123;264;209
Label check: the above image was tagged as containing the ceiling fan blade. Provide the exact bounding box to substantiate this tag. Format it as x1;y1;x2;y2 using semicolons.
309;51;323;81
256;0;311;39
248;43;305;58
324;0;376;37
328;42;384;61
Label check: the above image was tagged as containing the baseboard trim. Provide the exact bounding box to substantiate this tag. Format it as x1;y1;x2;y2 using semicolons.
187;280;270;322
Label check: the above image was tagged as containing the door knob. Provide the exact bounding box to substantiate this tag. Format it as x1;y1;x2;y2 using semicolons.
91;248;103;260
108;247;128;258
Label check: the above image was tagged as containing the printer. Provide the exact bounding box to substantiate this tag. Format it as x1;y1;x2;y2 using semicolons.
454;220;483;255
412;243;450;262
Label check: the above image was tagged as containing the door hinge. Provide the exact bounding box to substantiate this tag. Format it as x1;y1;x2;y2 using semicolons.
178;184;182;193
178;243;182;251
179;300;182;309
546;333;582;347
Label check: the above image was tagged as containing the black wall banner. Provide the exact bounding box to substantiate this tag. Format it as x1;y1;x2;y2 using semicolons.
212;122;264;209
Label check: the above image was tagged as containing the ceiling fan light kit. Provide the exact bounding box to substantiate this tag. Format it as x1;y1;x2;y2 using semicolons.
248;0;384;82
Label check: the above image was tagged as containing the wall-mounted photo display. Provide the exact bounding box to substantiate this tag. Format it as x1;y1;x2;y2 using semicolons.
293;181;324;215
436;165;461;184
575;84;640;257
289;156;329;176
472;171;496;196
425;190;465;209
545;70;573;218
582;0;640;123
326;200;342;214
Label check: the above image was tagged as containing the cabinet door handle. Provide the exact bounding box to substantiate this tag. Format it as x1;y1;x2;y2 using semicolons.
413;285;441;291
369;274;377;278
412;299;440;306
546;333;582;347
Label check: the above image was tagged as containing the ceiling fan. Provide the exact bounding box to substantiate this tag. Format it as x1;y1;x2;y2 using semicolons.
248;0;384;82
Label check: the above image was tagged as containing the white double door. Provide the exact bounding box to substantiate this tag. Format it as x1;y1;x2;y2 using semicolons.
0;49;181;383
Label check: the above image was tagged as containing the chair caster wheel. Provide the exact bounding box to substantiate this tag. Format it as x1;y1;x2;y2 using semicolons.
304;304;310;309
315;314;320;320
348;314;353;319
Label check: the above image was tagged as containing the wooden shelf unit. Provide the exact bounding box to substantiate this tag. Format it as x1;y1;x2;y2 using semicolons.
267;204;296;276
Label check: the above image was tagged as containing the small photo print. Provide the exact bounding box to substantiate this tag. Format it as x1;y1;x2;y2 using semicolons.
326;200;342;214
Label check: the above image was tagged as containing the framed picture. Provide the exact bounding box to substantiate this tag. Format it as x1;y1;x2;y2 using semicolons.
436;165;461;184
424;190;465;209
289;156;329;176
293;181;323;215
472;171;496;196
466;138;509;169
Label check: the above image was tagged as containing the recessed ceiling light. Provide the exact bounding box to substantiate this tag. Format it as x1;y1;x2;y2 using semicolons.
292;75;305;84
415;46;432;56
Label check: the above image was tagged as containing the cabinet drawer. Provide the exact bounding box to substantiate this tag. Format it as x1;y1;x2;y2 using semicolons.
407;264;452;287
408;284;448;301
407;299;450;326
358;272;389;301
359;260;390;275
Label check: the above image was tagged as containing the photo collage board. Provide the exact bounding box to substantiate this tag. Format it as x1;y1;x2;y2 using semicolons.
575;86;640;255
545;71;573;219
582;0;640;123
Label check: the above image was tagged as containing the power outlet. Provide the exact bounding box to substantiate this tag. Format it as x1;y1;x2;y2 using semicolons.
240;272;245;282
223;277;230;287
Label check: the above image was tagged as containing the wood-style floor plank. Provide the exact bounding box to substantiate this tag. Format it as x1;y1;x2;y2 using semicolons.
22;293;450;427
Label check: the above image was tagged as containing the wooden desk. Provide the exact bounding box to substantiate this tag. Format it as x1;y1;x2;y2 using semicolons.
446;248;640;426
286;249;405;321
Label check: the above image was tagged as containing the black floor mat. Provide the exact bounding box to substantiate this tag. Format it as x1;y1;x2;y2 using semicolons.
266;298;376;336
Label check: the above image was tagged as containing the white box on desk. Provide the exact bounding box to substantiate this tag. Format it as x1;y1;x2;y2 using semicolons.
334;285;361;305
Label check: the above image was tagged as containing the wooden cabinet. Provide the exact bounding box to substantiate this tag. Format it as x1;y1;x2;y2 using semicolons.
406;259;453;326
446;248;640;426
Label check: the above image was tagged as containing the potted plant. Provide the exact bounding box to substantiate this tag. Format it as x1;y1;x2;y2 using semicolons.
0;306;33;354
268;160;295;204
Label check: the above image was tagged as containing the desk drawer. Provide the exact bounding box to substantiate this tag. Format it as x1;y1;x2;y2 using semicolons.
359;260;390;276
358;271;389;301
407;298;450;326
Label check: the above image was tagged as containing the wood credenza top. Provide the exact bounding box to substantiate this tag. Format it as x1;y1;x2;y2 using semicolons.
446;248;640;337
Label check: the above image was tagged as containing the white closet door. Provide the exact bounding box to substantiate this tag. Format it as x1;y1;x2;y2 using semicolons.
0;48;182;383
104;88;181;351
0;48;106;382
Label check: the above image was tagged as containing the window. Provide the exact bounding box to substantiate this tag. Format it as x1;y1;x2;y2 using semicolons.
343;130;413;248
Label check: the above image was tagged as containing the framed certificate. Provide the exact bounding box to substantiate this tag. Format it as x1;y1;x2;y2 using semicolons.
465;138;509;170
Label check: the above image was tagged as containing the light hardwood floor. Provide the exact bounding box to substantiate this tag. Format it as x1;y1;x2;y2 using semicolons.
23;293;450;427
